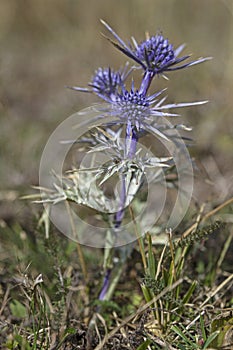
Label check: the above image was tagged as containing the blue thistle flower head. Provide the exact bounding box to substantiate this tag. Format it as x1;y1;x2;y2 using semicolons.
91;67;123;100
117;87;149;107
69;65;131;102
114;84;151;129
134;35;176;74
101;20;211;76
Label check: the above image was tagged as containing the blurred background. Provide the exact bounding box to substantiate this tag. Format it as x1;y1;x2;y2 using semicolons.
0;0;233;225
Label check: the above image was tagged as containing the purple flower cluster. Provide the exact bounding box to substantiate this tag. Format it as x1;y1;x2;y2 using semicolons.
91;67;123;101
70;20;210;135
134;34;176;72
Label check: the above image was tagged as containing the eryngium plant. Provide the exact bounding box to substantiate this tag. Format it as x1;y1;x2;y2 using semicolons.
36;21;210;302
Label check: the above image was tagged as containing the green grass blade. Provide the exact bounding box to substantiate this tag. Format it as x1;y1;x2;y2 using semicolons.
136;339;151;350
147;234;156;279
171;325;194;346
199;314;207;342
202;331;219;349
182;280;197;304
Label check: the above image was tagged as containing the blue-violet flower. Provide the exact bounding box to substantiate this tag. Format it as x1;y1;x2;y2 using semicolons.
101;20;211;77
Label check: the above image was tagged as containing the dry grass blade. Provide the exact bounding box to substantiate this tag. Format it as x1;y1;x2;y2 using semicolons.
0;286;10;316
200;273;233;308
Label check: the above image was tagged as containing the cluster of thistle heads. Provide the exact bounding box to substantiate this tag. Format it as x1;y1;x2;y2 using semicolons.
38;21;210;237
71;20;210;136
